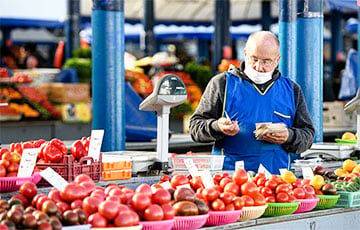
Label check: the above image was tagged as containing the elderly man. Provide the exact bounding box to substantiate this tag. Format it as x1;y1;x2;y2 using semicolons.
189;31;314;174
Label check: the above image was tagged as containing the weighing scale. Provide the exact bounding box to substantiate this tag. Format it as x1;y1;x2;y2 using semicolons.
138;74;187;174
344;88;360;149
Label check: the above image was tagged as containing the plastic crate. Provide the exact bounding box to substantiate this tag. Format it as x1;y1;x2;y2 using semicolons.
102;169;132;181
170;154;224;171
294;198;319;214
36;155;101;187
336;191;360;208
140;219;174;230
315;195;340;210
239;205;268;221
173;215;209;230
262;202;299;217
102;154;132;171
205;210;242;226
0;173;41;192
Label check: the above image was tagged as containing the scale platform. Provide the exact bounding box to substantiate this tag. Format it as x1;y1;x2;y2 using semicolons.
300;142;356;160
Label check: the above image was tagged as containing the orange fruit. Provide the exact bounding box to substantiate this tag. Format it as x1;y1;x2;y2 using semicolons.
343;159;357;173
10;152;21;164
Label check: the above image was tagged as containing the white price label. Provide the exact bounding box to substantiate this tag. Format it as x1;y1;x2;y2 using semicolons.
184;159;199;177
160;181;172;189
200;170;215;189
235;161;245;170
40;167;69;191
279;168;288;176
176;184;192;189
302;167;314;180
17;148;39;177
258;164;272;179
88;130;104;161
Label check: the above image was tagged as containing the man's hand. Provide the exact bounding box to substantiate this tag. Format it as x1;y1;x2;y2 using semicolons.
217;117;240;136
262;129;289;144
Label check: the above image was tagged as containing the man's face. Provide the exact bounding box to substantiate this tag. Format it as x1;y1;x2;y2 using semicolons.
244;42;280;73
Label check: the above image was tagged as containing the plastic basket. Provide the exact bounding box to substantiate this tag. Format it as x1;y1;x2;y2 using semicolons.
0;173;41;192
92;225;142;230
36;155;101;187
335;191;360;208
140;219;174;230
315;195;340;210
173;214;209;230
294;198;319;214
239;205;267;221
262;202;299;217
170;154;224;171
205;210;242;226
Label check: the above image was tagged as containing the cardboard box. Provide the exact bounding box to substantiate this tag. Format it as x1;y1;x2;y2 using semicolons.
323;101;356;127
57;102;91;122
39;83;90;103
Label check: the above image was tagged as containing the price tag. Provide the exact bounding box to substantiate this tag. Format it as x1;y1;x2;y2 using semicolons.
235;161;244;170
88;130;104;161
184;159;199;177
160;181;172;190
17;148;39;177
200;170;215;189
40;167;68;191
302;167;314;180
176;184;192;189
279;168;288;176
258;164;272;179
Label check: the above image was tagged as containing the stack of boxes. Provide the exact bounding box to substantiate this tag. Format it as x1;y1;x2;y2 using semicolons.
102;155;132;180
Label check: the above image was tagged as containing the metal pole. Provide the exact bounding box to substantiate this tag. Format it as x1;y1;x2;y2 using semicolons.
358;7;360;89
330;10;343;76
278;0;297;81
143;0;156;56
212;0;231;73
296;0;324;142
92;0;125;151
65;0;80;59
261;0;272;31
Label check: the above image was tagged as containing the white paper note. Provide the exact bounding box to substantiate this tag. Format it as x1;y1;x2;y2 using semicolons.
279;168;288;176
200;170;215;189
235;161;245;170
184;158;199;177
258;164;272;179
40;167;69;191
302;167;314;180
17;148;39;177
160;181;172;189
88;130;104;161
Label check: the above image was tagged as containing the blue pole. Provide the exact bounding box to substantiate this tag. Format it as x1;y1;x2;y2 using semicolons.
296;0;323;142
278;0;297;81
358;7;360;89
261;0;272;31
330;10;343;76
92;0;125;151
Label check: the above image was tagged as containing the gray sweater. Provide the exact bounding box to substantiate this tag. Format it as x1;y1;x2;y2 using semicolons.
189;65;315;154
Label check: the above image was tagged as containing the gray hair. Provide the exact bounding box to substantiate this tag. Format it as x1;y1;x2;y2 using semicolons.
245;31;280;49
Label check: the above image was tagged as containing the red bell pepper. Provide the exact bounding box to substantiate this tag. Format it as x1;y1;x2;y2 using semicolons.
10;143;23;155
0;148;9;158
43;139;67;163
70;140;88;161
33;139;46;148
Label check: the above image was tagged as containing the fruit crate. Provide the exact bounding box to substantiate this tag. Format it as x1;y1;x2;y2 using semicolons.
170;154;224;171
102;154;132;171
102;169;132;181
335;191;360;208
36;155;102;187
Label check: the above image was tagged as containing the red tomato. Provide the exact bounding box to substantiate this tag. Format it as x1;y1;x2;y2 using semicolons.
222;172;230;178
91;190;106;201
48;189;62;203
201;188;220;202
225;203;235;211
265;180;278;190
305;193;316;199
108;188;122;196
276;192;290;203
219;192;235;205
79;181;96;195
131;193;151;211
160;175;171;182
213;173;223;184
118;204;130;213
219;177;232;189
0;165;6;177
301;179;311;186
88;212;107;227
211;199;225;211
74;174;92;184
170;175;189;188
251;192;266;206
105;185;118;195
241;182;259;196
144;204;164;221
36;196;50;210
232;169;248;186
303;185;315;195
99;201;120;220
12;194;29;207
161;203;175;220
114;210;139;227
288;195;296;202
19;182;37;199
260;187;273;197
152;188;171;205
275;184;291;194
70;200;83;210
233;197;245;210
241;195;255;207
190;176;203;190
292;179;302;188
56;201;70;214
135;184;152;197
32;193;46;207
106;196;122;203
256;177;266;187
214;185;223;193
121;188;135;204
60;183;87;202
265;196;276;203
83;196;102;215
224;182;240;196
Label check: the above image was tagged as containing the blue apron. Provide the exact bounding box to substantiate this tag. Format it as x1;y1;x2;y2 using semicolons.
213;72;296;174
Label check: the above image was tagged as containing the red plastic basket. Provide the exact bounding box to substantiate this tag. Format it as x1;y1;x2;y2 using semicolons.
173;215;208;230
0;173;41;192
205;210;242;226
140;219;174;230
294;198;319;214
36;155;101;187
